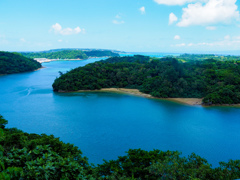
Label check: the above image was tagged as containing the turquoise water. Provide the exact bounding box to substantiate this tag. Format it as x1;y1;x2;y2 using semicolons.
1;57;240;167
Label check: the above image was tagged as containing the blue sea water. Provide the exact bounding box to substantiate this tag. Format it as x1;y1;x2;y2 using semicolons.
0;56;240;167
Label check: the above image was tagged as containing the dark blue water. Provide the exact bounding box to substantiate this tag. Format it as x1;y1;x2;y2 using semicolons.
1;57;240;167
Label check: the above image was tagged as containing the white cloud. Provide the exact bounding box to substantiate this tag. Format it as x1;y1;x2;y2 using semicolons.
50;23;83;35
174;35;181;40
58;39;63;42
224;35;231;40
175;35;240;48
206;26;216;30
113;20;125;24
52;23;62;32
113;14;125;24
154;0;198;5
20;38;26;42
177;0;239;27
139;6;146;14
169;13;178;24
176;43;186;46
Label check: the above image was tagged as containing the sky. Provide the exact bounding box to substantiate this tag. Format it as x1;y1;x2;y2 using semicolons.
0;0;240;53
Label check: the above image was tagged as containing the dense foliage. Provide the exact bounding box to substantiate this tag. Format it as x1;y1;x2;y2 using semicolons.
0;115;92;179
1;114;240;179
52;55;240;105
21;50;119;60
0;51;42;74
21;50;88;60
84;50;119;57
177;54;240;63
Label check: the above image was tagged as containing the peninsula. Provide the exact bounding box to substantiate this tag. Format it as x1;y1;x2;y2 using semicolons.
21;49;120;63
52;55;240;105
0;51;42;74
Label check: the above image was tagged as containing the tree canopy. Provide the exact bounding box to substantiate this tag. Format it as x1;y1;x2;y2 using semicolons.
84;50;119;57
21;49;119;60
0;51;42;74
52;55;240;105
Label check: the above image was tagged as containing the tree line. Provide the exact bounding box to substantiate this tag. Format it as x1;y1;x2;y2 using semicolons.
21;50;119;60
52;55;240;105
0;115;240;179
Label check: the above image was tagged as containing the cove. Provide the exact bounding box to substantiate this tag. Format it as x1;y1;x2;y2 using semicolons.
0;57;240;167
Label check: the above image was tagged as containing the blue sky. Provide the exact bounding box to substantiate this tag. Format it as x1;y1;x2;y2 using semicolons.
0;0;240;53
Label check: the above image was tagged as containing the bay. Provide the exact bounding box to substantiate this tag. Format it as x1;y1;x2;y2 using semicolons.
0;56;240;167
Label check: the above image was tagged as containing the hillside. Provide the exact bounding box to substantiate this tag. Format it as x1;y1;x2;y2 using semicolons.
0;51;42;74
52;55;240;105
21;49;119;59
176;53;240;62
21;50;88;60
84;50;120;57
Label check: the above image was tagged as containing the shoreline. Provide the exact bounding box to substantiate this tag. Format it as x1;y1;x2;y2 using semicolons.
34;56;111;63
34;58;85;63
75;88;202;106
34;66;46;71
71;88;240;107
0;67;45;76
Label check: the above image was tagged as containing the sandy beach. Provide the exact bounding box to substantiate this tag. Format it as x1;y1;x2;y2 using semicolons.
75;88;240;107
167;98;203;106
76;88;203;106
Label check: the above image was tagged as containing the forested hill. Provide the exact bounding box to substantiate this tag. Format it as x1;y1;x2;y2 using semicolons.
1;114;240;179
21;49;119;59
84;50;119;57
176;53;240;62
52;55;240;105
0;51;42;74
21;50;88;59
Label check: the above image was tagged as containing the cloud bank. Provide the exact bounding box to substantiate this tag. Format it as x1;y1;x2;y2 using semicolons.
174;35;181;40
177;0;239;27
50;23;83;35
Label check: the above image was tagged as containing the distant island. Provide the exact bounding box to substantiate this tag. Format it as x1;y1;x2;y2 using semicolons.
176;53;240;62
21;49;120;63
52;55;240;105
0;51;42;74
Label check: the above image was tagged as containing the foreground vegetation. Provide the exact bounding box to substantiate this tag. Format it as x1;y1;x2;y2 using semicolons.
1;115;240;179
52;55;240;105
21;49;119;60
0;51;41;74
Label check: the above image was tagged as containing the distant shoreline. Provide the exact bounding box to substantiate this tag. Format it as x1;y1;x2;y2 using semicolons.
34;56;111;63
62;88;240;107
34;58;85;63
